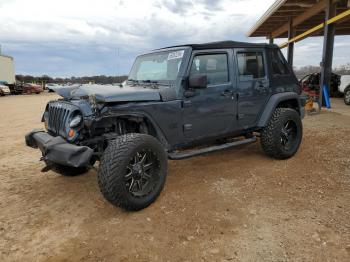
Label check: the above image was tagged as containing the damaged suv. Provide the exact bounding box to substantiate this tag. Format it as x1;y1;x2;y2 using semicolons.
26;41;305;211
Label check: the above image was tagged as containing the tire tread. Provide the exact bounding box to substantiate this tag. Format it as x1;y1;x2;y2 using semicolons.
97;133;167;211
260;108;302;160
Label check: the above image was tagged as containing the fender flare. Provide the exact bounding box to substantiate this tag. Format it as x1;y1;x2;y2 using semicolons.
257;92;303;128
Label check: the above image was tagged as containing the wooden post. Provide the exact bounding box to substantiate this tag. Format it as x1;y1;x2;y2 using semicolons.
287;17;294;67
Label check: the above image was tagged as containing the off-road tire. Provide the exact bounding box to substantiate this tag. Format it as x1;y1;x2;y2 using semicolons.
51;164;89;176
344;87;350;105
260;108;302;160
98;133;167;211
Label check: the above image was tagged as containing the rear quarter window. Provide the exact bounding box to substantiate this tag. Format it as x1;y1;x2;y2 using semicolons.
270;49;290;76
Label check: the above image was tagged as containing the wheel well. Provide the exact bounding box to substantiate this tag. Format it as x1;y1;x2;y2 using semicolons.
119;116;169;148
89;115;169;156
93;115;168;147
276;99;300;114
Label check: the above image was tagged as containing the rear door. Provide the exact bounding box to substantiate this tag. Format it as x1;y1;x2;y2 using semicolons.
234;49;270;129
182;50;237;141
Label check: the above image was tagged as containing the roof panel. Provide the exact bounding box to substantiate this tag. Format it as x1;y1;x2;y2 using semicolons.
158;41;277;50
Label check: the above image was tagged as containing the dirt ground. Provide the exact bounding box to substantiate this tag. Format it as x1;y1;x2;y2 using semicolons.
0;93;349;262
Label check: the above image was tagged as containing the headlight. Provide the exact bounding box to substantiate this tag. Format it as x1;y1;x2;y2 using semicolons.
42;111;49;130
69;115;83;128
44;119;49;130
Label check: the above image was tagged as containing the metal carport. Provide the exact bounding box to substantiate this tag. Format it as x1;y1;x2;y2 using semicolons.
247;0;350;107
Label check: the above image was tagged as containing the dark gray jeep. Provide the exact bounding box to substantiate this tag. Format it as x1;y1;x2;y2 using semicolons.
26;41;305;211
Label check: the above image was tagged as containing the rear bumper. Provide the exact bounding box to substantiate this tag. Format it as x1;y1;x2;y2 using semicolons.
299;94;307;119
300;107;305;119
25;129;93;168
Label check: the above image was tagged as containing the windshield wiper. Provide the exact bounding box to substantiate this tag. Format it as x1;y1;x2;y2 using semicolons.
140;80;172;87
127;79;139;84
128;79;172;88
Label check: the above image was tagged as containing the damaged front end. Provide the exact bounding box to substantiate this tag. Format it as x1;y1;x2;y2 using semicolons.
25;96;97;168
25;84;164;170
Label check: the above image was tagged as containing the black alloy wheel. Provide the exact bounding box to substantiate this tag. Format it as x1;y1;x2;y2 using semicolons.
280;120;298;151
125;150;160;198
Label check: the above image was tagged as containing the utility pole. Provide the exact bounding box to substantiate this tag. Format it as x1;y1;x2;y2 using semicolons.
116;47;120;77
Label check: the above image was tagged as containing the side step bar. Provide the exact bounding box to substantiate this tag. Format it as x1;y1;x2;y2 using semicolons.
168;136;257;160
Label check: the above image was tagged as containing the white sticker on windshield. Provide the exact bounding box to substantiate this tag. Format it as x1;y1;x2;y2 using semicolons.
167;50;184;60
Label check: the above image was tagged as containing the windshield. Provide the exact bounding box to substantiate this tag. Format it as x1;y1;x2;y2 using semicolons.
128;50;185;82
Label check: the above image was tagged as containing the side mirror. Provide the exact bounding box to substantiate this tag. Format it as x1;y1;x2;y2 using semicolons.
189;74;207;89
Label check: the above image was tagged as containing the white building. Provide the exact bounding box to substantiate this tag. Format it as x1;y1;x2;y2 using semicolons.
0;54;15;85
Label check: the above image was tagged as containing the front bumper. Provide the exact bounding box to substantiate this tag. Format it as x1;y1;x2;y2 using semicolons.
25;129;93;168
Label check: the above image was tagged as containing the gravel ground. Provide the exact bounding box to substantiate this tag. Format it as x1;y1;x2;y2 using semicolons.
0;93;349;261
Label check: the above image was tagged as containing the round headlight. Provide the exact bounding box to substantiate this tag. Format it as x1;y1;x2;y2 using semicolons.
43;111;49;130
69;115;83;128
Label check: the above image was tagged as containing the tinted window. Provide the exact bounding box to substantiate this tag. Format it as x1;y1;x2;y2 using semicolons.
190;54;229;85
237;52;265;80
271;49;290;75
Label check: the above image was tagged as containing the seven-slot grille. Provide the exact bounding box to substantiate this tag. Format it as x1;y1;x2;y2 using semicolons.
47;102;77;137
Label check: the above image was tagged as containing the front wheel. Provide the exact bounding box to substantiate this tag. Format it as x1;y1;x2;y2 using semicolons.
260;108;302;160
344;87;350;105
98;133;167;211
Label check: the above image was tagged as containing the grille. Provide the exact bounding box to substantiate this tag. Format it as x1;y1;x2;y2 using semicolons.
47;101;77;137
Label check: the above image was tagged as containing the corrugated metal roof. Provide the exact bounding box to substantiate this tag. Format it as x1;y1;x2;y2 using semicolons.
246;0;287;38
247;0;350;39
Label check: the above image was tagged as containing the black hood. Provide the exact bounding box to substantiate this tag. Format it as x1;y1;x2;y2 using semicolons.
52;84;161;103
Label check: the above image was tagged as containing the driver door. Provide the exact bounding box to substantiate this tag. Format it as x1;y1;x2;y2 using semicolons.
182;50;237;141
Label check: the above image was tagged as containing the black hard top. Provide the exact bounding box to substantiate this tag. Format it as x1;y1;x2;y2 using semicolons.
158;40;277;50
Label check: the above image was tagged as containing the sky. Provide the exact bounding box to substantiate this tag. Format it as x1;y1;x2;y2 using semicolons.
0;0;349;77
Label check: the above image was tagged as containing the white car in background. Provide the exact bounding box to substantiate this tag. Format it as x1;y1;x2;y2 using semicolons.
46;83;61;92
0;83;11;96
339;75;350;105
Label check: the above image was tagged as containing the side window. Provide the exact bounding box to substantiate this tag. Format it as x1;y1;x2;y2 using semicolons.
237;52;266;80
190;54;229;85
271;49;290;75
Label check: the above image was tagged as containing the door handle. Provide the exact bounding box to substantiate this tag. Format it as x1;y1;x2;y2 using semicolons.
255;84;267;92
221;90;233;97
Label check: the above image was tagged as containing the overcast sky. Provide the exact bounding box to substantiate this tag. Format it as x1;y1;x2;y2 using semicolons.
0;0;349;77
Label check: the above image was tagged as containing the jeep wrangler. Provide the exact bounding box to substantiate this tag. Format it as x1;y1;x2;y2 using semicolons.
26;41;305;211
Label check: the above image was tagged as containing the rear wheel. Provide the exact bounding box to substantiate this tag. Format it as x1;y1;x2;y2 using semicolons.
260;108;302;159
98;133;167;211
344;87;350;105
